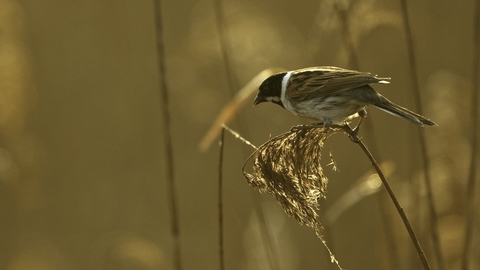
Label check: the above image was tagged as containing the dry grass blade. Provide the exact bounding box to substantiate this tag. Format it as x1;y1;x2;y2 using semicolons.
199;68;285;151
242;125;343;268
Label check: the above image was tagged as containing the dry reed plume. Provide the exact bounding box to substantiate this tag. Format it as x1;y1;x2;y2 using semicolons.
242;125;341;228
241;125;343;268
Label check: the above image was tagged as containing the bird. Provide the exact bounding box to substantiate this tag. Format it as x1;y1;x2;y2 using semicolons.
253;66;436;128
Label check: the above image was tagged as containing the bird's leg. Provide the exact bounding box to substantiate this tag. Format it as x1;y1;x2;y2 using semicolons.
322;119;333;128
351;109;367;139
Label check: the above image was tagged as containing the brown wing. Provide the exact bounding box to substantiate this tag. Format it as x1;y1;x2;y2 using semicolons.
286;66;390;101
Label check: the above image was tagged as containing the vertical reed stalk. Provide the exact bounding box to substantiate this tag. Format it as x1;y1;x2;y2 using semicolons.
218;128;225;270
153;1;182;269
461;0;480;268
399;1;445;268
212;2;279;269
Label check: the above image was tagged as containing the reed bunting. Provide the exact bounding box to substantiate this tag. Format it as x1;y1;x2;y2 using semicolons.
253;66;436;127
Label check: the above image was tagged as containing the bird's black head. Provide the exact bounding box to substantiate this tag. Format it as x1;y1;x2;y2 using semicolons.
253;72;286;108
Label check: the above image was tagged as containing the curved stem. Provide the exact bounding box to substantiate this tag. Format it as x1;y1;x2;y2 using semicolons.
342;125;431;270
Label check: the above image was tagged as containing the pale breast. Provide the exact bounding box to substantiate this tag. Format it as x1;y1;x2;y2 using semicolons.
283;96;366;124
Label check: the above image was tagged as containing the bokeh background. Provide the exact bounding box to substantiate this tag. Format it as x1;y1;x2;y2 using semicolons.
0;0;478;269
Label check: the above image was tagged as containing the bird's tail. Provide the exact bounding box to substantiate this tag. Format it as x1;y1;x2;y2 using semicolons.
373;97;437;127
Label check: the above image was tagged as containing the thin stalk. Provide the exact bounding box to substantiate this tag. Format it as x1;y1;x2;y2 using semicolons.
461;0;480;268
213;1;280;269
342;125;431;270
152;1;182;270
399;1;445;269
218;128;225;270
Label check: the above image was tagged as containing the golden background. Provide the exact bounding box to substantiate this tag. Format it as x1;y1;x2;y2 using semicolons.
0;0;478;269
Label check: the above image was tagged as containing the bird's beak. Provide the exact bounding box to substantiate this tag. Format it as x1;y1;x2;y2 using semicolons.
252;95;265;106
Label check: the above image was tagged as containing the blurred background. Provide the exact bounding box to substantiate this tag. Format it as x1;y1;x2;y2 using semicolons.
0;0;478;269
